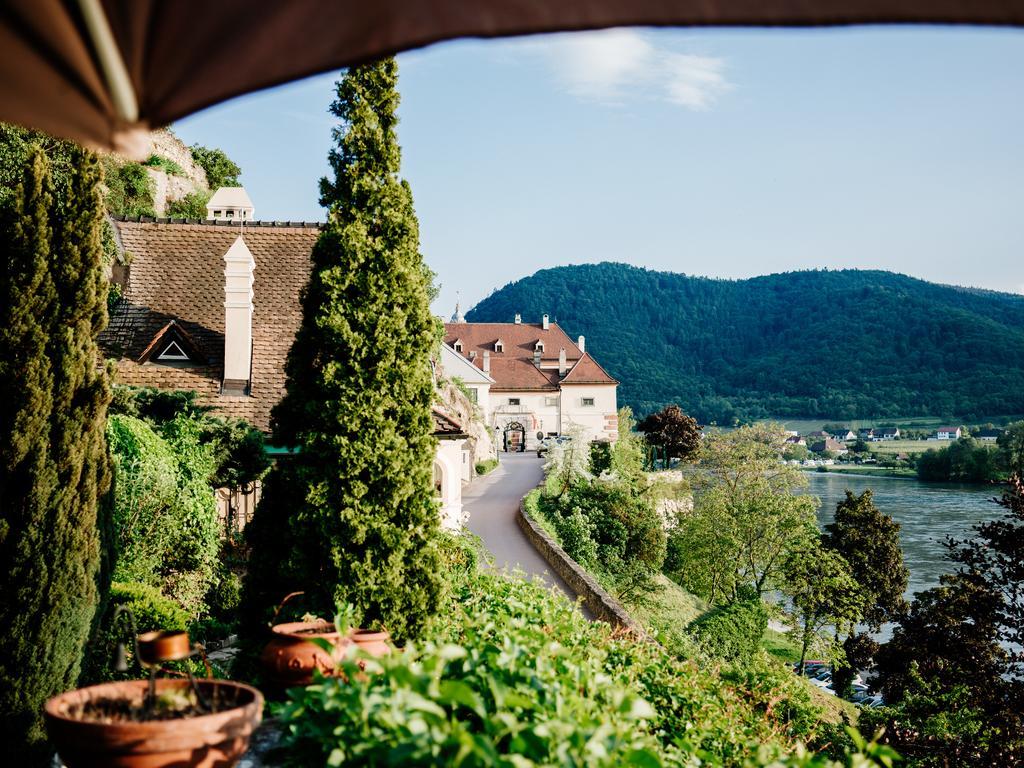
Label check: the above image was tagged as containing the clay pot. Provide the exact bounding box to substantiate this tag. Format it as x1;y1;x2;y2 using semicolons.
260;620;346;689
44;678;262;768
137;630;191;665
349;628;391;658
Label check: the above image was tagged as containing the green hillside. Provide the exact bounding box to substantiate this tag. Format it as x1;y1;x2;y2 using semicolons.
466;264;1024;423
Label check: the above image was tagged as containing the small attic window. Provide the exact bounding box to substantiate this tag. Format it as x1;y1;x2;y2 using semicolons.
156;340;190;362
468;350;477;359
453;340;463;352
535;341;545;352
494;340;504;353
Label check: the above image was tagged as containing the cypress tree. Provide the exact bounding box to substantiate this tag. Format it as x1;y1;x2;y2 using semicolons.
0;146;111;762
244;59;443;640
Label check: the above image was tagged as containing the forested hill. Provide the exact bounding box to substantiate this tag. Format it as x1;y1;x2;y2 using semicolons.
466;264;1024;423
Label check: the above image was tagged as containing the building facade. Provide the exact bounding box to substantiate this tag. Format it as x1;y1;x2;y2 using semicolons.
442;315;618;451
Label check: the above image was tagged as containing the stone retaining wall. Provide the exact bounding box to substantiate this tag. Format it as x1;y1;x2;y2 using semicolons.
517;496;645;635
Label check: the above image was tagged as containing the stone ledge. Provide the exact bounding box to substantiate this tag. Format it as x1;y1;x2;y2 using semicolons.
517;495;645;635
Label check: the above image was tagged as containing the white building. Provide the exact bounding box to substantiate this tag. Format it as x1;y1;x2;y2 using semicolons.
935;427;962;440
443;315;618;451
206;186;254;221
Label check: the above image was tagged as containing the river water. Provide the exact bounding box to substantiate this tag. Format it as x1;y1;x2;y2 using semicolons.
804;472;1002;607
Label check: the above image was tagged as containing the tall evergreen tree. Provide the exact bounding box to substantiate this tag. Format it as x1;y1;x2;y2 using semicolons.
244;59;443;640
0;146;111;762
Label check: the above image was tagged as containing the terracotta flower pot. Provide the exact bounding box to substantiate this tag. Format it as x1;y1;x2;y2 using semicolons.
260;620;347;689
349;628;391;658
44;678;262;768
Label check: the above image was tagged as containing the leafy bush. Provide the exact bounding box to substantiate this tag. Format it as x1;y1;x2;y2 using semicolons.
474;458;498;475
279;566;895;767
142;154;183;175
107;414;221;618
166;190;211;219
189;144;241;189
83;582;189;683
690;596;769;661
101;157;156;218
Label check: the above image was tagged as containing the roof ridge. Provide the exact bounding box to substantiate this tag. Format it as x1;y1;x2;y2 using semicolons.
112;215;323;228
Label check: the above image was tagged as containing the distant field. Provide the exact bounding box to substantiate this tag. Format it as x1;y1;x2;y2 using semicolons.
777;416;1023;433
869;439;954;455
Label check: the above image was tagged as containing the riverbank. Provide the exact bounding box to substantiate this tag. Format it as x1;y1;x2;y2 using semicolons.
802;466;917;479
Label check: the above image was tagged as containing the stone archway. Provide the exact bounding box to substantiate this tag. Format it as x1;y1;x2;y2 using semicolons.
503;421;526;453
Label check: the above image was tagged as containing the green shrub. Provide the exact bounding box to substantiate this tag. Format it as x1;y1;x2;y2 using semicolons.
101;157;156;218
474;458;498;475
279;568;895;767
689;596;769;661
83;582;189;683
166;190;211;219
141;154;183;176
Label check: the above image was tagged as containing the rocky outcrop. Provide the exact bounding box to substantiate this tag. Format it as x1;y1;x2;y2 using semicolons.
144;129;209;215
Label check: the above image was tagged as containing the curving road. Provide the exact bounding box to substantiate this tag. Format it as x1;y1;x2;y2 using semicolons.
463;452;580;604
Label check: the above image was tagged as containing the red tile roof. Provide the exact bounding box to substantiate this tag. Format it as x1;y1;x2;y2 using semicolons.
432;408;466;438
487;358;561;392
560;353;618;385
444;322;582;364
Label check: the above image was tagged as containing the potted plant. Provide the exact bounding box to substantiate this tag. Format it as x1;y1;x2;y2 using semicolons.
45;614;262;767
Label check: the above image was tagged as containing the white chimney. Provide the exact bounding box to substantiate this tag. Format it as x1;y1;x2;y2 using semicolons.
558;348;567;376
578;335;586;353
542;313;550;330
222;235;255;394
514;313;522;324
482;351;490;374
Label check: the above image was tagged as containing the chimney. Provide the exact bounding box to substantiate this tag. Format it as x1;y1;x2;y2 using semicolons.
514;313;522;324
533;348;542;367
577;335;586;353
222;235;255;395
482;351;490;374
542;313;550;330
558;348;567;376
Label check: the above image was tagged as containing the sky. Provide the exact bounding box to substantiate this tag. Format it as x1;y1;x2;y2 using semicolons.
174;26;1024;315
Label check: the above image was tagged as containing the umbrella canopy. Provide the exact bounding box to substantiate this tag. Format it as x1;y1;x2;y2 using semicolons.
3;0;1024;156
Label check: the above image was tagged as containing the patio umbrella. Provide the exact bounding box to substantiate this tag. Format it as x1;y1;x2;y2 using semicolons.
2;0;1023;157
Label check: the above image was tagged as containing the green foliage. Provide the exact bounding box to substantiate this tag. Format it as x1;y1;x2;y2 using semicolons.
189;144;241;189
474;458;498;475
638;404;701;462
101;156;156;218
672;424;819;603
467;262;1024;422
242;59;443;642
106;414;220;618
997;420;1024;475
82;581;189;683
822;490;908;631
166;190;212;219
0;145;112;763
869;476;1024;765
783;545;864;674
690;595;769;661
590;439;613;474
915;437;1003;482
142;154;183;175
279;566;892;767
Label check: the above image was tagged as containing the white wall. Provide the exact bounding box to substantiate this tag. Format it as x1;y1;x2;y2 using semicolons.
434;439;465;530
560;384;618;442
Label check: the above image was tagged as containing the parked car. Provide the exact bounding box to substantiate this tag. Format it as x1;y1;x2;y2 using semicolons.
536;435;571;458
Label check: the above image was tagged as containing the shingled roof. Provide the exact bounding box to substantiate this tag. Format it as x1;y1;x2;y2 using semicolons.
444;322;582;364
101;219;319;431
560;353;618;385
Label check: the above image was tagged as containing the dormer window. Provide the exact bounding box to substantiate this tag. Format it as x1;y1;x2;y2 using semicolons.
468;351;477;359
494;340;504;353
535;341;545;353
137;320;206;367
453;339;463;353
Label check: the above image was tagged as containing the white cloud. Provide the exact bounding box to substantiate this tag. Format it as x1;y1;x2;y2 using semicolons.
520;29;732;110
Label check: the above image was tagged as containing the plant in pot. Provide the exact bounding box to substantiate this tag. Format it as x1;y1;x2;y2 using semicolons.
261;596;395;691
45;608;262;768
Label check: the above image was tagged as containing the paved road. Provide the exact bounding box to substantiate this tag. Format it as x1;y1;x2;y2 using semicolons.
463;452;580;604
